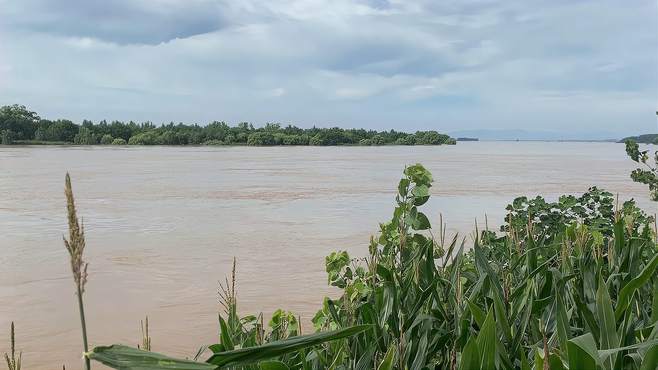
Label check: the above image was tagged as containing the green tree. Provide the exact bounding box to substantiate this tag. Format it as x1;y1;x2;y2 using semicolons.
74;127;97;145
414;130;452;145
1;129;14;144
625;140;658;201
128;131;162;145
100;134;114;145
45;120;78;142
247;132;276;146
111;138;127;145
0;104;40;140
371;134;385;145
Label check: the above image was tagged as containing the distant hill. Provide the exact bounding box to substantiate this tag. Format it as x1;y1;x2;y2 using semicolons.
618;134;658;144
449;129;619;142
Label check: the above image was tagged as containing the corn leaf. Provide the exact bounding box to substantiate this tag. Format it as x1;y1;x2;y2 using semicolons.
87;345;216;370
207;325;370;367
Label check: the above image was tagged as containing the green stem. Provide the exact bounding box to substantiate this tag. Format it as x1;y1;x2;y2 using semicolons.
77;284;91;370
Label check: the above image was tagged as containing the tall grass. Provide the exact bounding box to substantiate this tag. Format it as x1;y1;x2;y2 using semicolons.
63;173;91;370
4;323;21;370
139;317;151;352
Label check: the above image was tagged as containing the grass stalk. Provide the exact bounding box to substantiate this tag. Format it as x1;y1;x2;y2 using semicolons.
140;316;151;351
4;322;21;370
63;173;91;370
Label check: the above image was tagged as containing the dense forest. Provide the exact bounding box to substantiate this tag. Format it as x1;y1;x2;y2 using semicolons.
0;104;455;146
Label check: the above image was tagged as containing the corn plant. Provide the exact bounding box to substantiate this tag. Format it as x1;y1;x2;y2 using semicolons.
310;164;658;369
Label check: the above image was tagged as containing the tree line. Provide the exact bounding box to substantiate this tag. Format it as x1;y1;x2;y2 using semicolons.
0;104;456;146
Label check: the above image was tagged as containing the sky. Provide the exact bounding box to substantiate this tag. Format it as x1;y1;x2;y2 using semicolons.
0;0;656;138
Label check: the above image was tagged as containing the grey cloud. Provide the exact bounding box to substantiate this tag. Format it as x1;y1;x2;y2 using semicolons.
1;0;227;44
0;0;655;136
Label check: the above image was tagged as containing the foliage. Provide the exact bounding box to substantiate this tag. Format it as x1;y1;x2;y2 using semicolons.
0;104;40;140
74;127;98;145
100;134;114;145
88;325;369;370
625;140;658;201
111;138;127;145
312;164;657;369
502;187;652;239
1;130;14;145
0;104;455;146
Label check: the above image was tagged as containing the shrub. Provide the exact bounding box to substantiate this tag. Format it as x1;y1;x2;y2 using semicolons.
100;134;114;145
73;127;97;145
395;135;415;145
370;134;385;145
203;139;225;146
1;129;14;145
247;132;276;146
111;138;127;145
128;131;161;145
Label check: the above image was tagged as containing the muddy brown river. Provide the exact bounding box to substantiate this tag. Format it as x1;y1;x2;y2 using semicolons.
1;142;654;368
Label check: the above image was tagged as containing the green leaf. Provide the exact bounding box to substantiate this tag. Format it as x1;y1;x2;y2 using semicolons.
218;314;234;351
412;184;430;198
458;336;480;370
520;349;530;370
567;333;600;370
597;339;658;364
407;208;431;230
476;309;496;370
414;212;431;230
615;253;658;320
377;345;395;370
398;178;410;196
555;291;570;359
207;325;370;367
466;299;486;328
651;279;658;324
259;360;290;370
491;277;512;344
641;343;658;370
87;345;216;370
596;278;619;369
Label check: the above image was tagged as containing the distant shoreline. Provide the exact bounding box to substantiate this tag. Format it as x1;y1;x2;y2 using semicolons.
1;139;638;147
1;104;456;146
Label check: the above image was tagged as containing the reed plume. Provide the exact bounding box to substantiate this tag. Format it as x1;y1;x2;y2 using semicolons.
63;173;91;370
4;322;21;370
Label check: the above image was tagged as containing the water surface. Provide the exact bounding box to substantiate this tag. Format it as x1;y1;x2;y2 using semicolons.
0;142;654;368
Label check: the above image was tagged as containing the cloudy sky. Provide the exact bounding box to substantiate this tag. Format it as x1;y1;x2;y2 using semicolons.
0;0;656;137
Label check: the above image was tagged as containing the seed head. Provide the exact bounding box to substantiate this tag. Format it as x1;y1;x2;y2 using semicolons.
64;173;88;293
